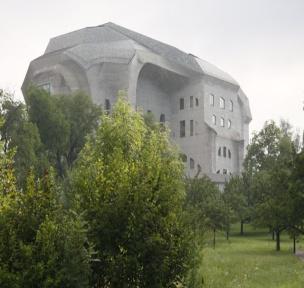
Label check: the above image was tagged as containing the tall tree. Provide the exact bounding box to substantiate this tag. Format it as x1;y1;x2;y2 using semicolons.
185;177;226;247
244;121;299;251
70;97;192;287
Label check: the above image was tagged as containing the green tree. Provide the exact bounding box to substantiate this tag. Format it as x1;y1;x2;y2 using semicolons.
0;90;45;187
223;176;250;237
244;121;299;251
70;97;192;287
185;176;226;248
0;118;92;288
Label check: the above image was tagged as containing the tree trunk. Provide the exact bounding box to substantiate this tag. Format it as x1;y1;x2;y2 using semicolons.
293;235;296;254
213;228;216;249
275;230;280;251
226;230;229;241
240;220;244;235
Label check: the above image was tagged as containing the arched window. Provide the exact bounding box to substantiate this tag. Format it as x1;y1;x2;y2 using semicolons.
105;99;111;111
220;117;225;127
160;114;165;123
228;149;231;159
220;97;225;109
227;119;231;129
229;100;233;112
195;98;199;106
223;169;228;175
190;158;195;169
212;115;216;125
218;147;221;156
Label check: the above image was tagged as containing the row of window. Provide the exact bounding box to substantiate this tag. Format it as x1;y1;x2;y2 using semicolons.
218;146;232;159
180;96;199;110
212;115;231;128
180;120;194;137
210;94;233;111
216;169;232;175
181;154;201;171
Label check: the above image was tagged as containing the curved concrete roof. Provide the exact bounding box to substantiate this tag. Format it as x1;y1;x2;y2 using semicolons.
45;22;240;86
45;22;203;73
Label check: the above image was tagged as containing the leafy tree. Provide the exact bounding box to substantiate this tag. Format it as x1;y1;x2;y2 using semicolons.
0;90;45;187
70;97;192;287
243;121;300;251
2;86;102;180
223;176;250;236
185;176;226;248
0;120;92;287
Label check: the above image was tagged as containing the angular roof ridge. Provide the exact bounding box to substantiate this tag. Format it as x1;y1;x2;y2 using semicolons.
103;22;202;73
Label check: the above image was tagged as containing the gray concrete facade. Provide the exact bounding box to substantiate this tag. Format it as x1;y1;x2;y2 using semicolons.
22;22;252;186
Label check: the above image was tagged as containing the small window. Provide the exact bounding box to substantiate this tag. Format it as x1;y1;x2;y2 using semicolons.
227;119;231;129
223;169;228;175
190;96;193;108
216;169;220;174
223;146;227;158
220;117;225;127
195;98;199;106
190;158;195;169
38;83;51;94
210;94;214;106
160;114;165;123
181;154;187;163
180;120;186;137
147;110;151;113
218;147;221;156
105;99;111;111
190;120;194;136
228;149;231;159
220;97;225;109
180;98;184;110
229;100;233;112
212;115;216;125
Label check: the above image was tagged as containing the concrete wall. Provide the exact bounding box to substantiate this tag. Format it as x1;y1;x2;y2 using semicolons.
22;26;251;184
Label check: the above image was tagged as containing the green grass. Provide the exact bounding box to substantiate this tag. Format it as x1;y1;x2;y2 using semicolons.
198;225;304;288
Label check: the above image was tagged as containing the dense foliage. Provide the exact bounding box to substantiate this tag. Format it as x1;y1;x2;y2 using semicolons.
70;96;193;287
0;121;92;287
1;86;303;287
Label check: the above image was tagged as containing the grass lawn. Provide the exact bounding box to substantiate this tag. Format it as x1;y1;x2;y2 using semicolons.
198;225;304;288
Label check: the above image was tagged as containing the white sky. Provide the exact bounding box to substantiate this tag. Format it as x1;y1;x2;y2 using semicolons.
1;0;303;135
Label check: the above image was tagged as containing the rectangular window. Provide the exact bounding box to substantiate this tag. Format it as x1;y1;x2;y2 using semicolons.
210;94;214;106
212;115;216;125
190;96;193;108
180;120;186;137
180;98;184;110
223;146;227;157
195;98;199;106
190;120;194;136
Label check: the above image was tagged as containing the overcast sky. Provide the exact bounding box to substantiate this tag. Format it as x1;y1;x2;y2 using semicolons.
1;0;303;134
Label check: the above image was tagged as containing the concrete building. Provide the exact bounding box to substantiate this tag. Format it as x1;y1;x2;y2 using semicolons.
22;22;252;186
